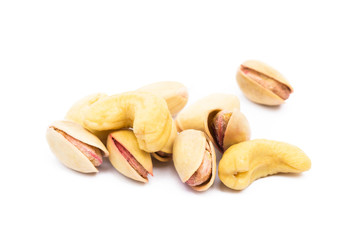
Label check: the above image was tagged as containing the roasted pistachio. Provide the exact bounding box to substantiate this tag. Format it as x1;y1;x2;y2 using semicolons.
176;94;250;152
107;130;153;183
46;120;109;173
236;60;293;106
218;139;311;190
137;81;189;116
173;130;216;191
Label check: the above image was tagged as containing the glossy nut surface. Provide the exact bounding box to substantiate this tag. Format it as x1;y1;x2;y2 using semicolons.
46;120;109;173
107;130;153;183
173;130;216;191
236;60;293;106
218;139;311;190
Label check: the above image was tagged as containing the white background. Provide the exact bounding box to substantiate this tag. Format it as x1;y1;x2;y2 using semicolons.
1;0;359;239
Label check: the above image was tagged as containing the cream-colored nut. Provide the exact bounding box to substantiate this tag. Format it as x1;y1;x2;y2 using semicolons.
176;94;250;152
137;81;189;116
107;130;153;183
65;93;113;143
67;91;173;153
218;139;311;190
173;130;216;191
46;120;109;173
151;120;178;162
236;60;293;106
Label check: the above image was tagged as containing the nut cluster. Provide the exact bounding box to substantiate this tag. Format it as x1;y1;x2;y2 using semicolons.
46;61;311;192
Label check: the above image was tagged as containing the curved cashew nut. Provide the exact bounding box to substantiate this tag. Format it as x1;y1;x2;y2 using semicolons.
75;91;173;153
218;139;311;190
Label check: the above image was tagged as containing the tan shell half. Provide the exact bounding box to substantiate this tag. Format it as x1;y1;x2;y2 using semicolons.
107;130;153;183
65;93;112;143
173;130;216;191
206;108;251;152
137;81;189;116
46;120;109;173
175;93;240;132
236;60;293;106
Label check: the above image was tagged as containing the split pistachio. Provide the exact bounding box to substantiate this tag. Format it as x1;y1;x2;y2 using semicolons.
46;120;109;173
236;60;293;106
173;130;216;191
176;94;250;152
107;130;153;183
137;81;189;116
208;109;250;152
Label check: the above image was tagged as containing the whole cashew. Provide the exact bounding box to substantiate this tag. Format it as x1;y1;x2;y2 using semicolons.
218;139;311;190
71;91;173;153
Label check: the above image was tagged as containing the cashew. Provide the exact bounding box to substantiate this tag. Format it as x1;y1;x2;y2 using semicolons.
67;91;173;153
218;139;311;190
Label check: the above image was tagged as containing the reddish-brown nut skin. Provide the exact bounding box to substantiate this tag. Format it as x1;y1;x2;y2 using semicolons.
112;137;150;179
185;142;212;187
54;127;103;166
240;65;291;100
211;110;232;152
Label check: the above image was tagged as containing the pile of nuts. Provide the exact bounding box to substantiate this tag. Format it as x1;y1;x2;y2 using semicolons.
46;60;311;191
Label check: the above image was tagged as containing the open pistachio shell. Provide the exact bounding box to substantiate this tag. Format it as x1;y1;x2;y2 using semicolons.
107;130;153;183
137;81;189;116
151;120;178;162
236;60;293;106
173;130;216;191
65;93;112;143
176;94;249;152
175;93;240;132
206;109;251;152
46;120;109;173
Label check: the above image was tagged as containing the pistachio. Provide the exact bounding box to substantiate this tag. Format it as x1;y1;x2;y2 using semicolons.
218;139;311;190
107;130;153;183
46;120;109;173
185;140;212;187
176;93;240;132
176;94;250;152
137;81;189;116
208;109;250;152
236;60;293;106
211;110;232;152
173;129;216;191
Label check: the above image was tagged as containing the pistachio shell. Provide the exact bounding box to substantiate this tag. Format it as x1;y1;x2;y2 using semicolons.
137;81;189;116
72;91;173;153
175;93;240;132
46;120;108;173
107;130;153;183
176;94;249;152
173;130;216;191
236;60;293;106
222;109;251;151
